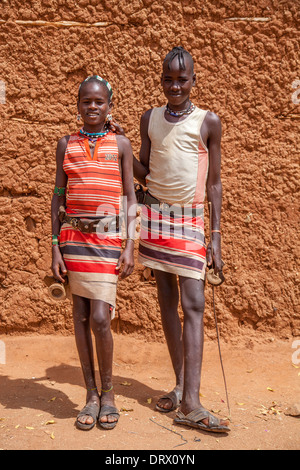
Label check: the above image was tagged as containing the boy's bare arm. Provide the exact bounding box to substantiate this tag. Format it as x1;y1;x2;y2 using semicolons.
117;135;137;230
51;136;69;281
116;135;136;279
206;112;222;226
133;109;152;186
51;136;69;235
205;112;223;272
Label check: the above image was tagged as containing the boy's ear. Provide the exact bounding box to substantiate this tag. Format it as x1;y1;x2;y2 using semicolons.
192;73;196;86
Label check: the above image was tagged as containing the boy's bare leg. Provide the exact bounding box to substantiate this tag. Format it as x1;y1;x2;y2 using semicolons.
90;299;117;425
178;276;229;427
72;294;100;426
178;276;204;413
154;270;184;410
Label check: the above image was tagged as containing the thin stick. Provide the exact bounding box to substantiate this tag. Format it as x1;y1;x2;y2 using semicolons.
149;418;188;447
208;201;231;418
212;286;231;419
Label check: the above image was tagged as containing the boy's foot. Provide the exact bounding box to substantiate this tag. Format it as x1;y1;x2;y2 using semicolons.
98;404;120;429
98;390;119;430
174;406;230;433
76;391;100;430
156;387;183;412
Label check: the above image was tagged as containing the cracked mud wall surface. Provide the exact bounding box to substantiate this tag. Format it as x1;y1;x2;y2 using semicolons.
0;0;299;340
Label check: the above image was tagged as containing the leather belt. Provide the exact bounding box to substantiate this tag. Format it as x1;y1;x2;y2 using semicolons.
58;206;119;233
135;184;200;218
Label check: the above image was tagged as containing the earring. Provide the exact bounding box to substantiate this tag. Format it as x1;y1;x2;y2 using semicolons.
77;113;81;122
106;113;113;123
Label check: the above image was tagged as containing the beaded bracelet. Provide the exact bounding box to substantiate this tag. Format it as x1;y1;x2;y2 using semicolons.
52;234;59;246
54;186;66;196
211;230;221;234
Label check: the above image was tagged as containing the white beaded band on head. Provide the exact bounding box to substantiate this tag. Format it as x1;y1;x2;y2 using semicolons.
78;75;113;100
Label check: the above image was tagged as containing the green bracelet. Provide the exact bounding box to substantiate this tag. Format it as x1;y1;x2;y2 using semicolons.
52;234;59;246
54;186;66;196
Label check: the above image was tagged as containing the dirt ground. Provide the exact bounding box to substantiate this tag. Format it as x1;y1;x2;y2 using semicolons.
0;333;299;451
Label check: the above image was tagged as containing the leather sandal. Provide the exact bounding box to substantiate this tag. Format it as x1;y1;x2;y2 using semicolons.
174;406;230;433
76;402;100;431
98;404;120;430
155;388;182;413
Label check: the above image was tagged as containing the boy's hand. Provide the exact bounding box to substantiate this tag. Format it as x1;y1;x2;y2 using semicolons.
206;236;225;284
109;119;125;136
51;246;68;282
206;235;222;273
116;244;134;279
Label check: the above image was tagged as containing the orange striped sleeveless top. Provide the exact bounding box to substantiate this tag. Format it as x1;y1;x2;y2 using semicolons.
63;131;122;218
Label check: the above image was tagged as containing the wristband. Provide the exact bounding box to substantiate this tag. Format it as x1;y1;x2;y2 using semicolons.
54;186;66;196
52;234;59;246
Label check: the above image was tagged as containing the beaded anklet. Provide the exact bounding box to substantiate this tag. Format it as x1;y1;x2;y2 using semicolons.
87;387;98;392
101;385;113;393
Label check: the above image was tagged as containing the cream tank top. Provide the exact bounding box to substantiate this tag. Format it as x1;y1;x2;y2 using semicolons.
146;106;209;206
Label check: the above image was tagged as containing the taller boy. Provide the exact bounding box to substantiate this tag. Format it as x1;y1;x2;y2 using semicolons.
134;47;230;433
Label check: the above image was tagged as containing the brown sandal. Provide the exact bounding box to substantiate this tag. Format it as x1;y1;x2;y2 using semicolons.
174;406;230;433
155;388;182;413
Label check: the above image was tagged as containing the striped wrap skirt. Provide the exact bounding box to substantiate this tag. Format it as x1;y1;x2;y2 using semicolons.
59;222;122;319
138;203;207;280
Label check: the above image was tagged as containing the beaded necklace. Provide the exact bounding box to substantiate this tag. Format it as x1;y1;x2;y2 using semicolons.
165;101;195;117
79;127;110;149
79;127;109;138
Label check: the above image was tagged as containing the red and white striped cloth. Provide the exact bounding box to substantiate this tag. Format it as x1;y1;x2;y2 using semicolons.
138;203;207;280
60;131;122;316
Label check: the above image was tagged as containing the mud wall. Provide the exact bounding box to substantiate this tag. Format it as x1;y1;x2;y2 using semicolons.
0;0;299;340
